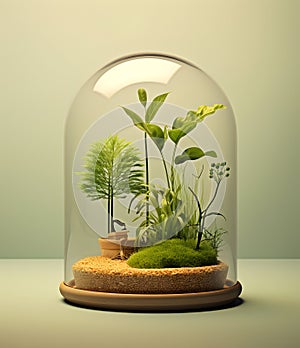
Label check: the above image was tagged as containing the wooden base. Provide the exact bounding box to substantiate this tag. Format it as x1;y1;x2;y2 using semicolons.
59;280;242;312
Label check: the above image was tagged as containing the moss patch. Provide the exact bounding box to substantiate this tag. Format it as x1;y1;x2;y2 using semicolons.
127;239;217;269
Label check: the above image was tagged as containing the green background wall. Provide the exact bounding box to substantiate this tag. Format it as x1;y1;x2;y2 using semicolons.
0;0;298;258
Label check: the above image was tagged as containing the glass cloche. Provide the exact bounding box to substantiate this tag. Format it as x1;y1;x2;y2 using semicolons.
60;53;242;311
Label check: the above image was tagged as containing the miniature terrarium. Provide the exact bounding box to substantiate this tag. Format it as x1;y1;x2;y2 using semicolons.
60;53;242;311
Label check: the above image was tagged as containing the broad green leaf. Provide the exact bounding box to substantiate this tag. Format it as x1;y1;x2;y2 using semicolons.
172;116;185;129
169;111;197;144
172;111;197;129
205;150;217;158
175;147;206;165
145;92;169;122
169;104;225;145
168;128;186;144
145;123;165;151
121;106;144;126
138;88;147;108
181;121;197;135
197;104;226;121
168;121;197;144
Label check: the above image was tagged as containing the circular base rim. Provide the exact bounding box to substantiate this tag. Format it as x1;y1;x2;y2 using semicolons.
59;280;242;312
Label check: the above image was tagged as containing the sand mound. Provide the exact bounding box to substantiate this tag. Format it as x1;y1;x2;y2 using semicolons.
73;256;228;294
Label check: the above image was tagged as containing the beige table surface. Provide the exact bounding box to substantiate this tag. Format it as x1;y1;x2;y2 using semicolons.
0;259;299;348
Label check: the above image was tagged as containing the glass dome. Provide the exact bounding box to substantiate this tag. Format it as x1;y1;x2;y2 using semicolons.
60;53;242;311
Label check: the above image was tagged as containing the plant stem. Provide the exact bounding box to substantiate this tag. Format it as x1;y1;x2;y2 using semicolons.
144;133;150;226
111;194;114;232
204;181;221;216
188;187;203;249
161;151;171;190
170;144;178;192
107;199;110;234
108;172;114;233
201;180;221;237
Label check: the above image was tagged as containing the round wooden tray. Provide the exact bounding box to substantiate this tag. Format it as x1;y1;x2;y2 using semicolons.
59;280;242;312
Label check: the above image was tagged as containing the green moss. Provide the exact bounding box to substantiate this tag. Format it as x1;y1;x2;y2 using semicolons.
127;239;217;269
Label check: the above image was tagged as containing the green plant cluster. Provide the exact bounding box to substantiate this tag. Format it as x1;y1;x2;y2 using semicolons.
122;89;226;247
77;88;230;268
127;239;217;269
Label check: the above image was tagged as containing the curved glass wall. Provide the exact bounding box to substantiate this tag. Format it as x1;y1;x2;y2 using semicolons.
64;53;238;291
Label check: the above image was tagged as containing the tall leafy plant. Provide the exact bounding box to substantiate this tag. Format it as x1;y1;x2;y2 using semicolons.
121;89;226;246
77;135;145;234
121;90;169;226
122;89;225;193
121;89;170;190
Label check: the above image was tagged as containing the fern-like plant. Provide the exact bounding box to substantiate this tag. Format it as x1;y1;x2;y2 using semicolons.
77;135;145;234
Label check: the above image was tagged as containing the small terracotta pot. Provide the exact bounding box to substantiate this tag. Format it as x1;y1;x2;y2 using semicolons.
99;230;130;259
98;238;121;259
99;231;137;259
